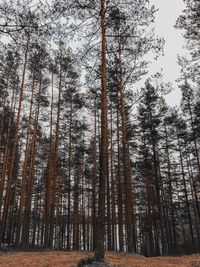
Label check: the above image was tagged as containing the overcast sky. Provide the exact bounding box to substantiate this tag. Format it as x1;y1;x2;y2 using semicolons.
147;0;187;106
0;0;187;106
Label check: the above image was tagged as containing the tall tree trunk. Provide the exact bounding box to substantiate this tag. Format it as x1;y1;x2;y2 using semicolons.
0;84;16;220
176;128;195;250
49;62;62;248
22;76;42;247
118;36;135;253
147;102;166;255
110;105;117;251
142;140;156;256
116;104;124;251
44;72;54;247
94;0;108;260
0;42;29;247
15;75;36;247
164;124;177;254
67;102;73;250
92;108;97;251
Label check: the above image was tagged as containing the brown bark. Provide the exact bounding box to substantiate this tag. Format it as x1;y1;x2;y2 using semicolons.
94;0;108;261
49;62;62;248
0;85;16;220
118;36;135;253
92;108;97;250
44;72;54;246
0;42;29;247
22;75;42;246
44;62;62;248
15;75;36;247
110;105;117;251
67;102;73;250
116;104;124;251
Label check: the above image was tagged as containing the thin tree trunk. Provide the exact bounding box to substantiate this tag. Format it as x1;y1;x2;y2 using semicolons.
176;128;195;250
164;124;177;254
22;76;42;246
0;42;29;247
15;75;36;247
92;108;97;251
0;85;16;220
116;105;124;252
67;102;73;250
44;72;54;247
110;105;117;251
118;36;135;253
94;0;108;260
49;62;62;248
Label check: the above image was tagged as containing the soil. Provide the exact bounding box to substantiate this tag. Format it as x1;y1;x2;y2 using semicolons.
0;251;199;267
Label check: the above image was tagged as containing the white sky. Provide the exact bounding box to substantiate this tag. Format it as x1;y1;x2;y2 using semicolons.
147;0;187;106
0;0;187;106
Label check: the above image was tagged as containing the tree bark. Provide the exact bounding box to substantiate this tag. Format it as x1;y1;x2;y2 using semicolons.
94;0;108;261
0;42;29;247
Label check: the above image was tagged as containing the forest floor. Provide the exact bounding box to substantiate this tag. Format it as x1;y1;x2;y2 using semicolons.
0;251;200;267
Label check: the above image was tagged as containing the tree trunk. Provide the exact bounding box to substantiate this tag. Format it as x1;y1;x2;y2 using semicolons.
15;75;36;247
94;0;108;261
0;42;29;247
118;36;135;253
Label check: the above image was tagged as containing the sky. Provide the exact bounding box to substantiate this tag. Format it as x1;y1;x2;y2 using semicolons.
147;0;187;106
0;0;187;106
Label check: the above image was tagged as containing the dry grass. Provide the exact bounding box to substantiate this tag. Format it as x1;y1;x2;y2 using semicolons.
0;251;199;267
106;252;200;267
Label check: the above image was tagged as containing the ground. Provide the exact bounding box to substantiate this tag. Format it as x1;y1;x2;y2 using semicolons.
0;251;200;267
